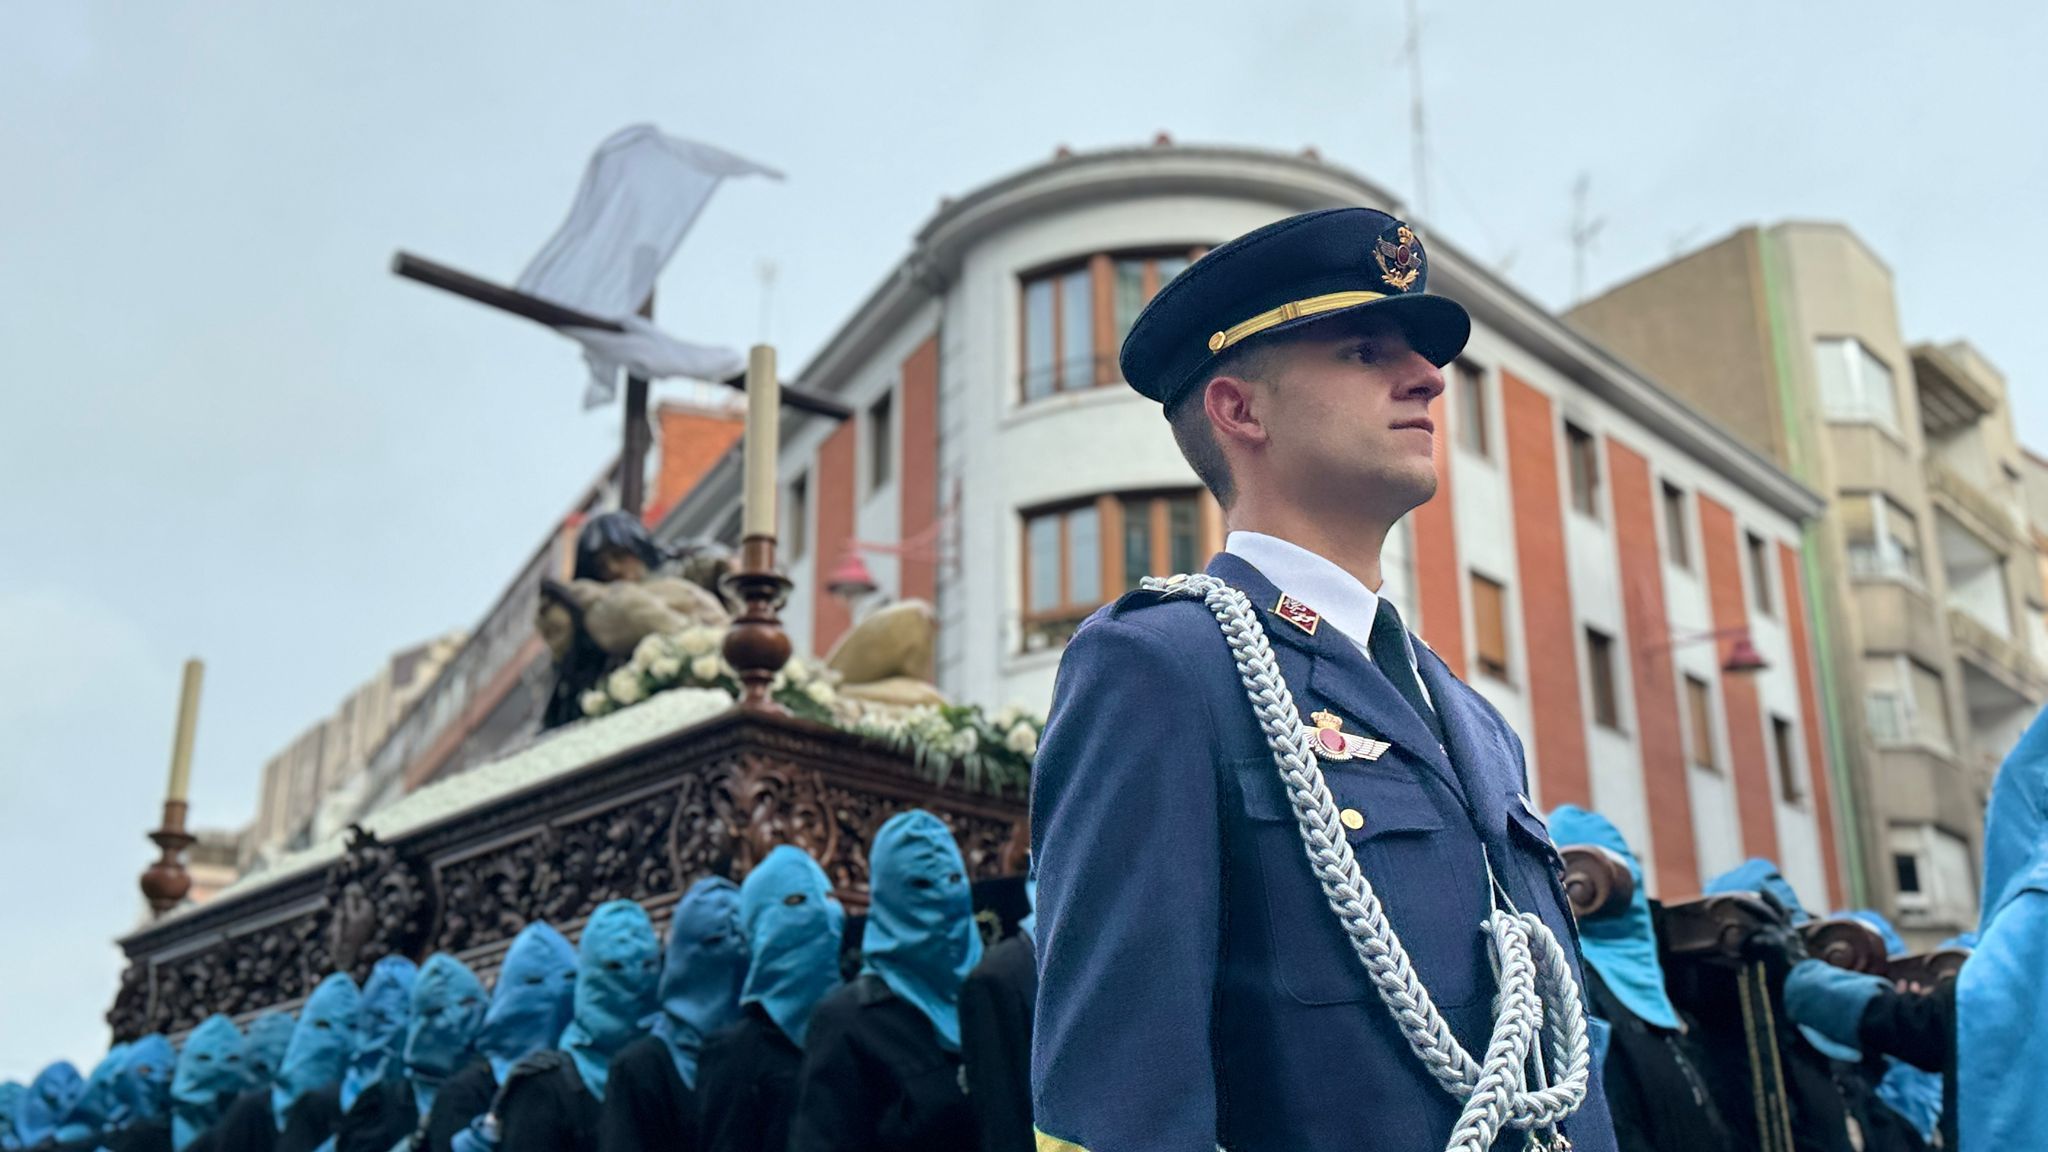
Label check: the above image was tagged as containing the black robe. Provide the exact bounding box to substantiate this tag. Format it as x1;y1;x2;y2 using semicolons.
335;1080;415;1152
1858;980;1957;1151
415;1060;496;1152
790;974;977;1152
1665;952;1857;1152
274;1087;344;1152
958;935;1034;1152
595;1036;696;1152
1584;967;1740;1152
106;1117;172;1152
697;1007;802;1152
493;1057;599;1152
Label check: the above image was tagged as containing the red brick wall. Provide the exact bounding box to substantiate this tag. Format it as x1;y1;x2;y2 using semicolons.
1502;372;1590;807
1411;393;1466;678
899;335;940;605
812;421;858;653
1698;495;1779;862
646;403;745;525
1606;440;1699;894
1779;540;1844;906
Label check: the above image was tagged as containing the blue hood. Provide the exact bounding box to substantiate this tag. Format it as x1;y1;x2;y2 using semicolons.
1705;858;1811;924
650;878;749;1089
0;1082;22;1147
861;810;983;1051
242;1012;297;1088
739;846;844;1049
116;1035;175;1126
55;1044;128;1142
341;956;417;1110
170;1015;245;1151
16;1061;83;1148
1549;806;1679;1030
561;900;661;1101
1959;705;2048;1147
403;954;486;1119
476;922;578;1081
1018;879;1038;944
273;972;360;1124
16;1057;83;1147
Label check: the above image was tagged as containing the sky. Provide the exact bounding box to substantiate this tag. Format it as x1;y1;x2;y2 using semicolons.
2;0;2040;1080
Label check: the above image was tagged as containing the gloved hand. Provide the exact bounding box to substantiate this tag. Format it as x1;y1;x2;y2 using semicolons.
1784;958;1887;1053
1741;920;1808;983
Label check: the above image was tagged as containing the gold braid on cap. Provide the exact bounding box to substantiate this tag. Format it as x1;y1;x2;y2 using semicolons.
1206;289;1388;353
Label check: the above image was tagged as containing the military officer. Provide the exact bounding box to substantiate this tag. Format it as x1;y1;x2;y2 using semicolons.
1029;207;1618;1152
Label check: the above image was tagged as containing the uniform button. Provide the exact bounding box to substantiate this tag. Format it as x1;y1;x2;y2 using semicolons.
1339;808;1365;831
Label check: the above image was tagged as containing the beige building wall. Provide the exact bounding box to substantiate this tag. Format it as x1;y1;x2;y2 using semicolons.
1572;221;2042;940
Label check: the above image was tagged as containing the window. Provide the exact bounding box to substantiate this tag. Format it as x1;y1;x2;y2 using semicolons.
1771;714;1804;803
1684;674;1717;770
1025;488;1216;649
1888;824;1980;924
1661;481;1691;570
867;390;894;491
1864;655;1952;750
1117;491;1204;591
1746;531;1774;617
1814;337;1898;430
1893;851;1923;905
1472;573;1511;682
1842;494;1924;584
1565;421;1601;518
787;473;809;560
1026;249;1199;402
1586;627;1621;730
1453;360;1489;458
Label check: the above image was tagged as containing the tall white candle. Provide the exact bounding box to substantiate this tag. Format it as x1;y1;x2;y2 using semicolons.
741;344;780;538
165;659;204;804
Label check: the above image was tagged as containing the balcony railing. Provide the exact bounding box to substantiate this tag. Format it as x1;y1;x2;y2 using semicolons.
1927;460;2020;545
1948;607;2047;697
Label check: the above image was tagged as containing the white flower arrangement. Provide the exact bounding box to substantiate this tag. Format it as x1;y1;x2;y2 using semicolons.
848;701;1043;796
582;624;840;726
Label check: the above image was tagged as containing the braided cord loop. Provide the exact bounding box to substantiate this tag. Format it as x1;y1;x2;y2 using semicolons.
1144;574;1591;1152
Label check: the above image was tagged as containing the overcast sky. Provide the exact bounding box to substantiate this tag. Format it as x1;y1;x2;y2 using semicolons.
3;0;2040;1080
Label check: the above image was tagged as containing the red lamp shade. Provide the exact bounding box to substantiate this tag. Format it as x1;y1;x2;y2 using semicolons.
826;551;878;601
1721;635;1768;675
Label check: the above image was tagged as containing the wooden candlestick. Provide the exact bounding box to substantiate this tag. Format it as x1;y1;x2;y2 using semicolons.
722;534;793;711
141;800;196;916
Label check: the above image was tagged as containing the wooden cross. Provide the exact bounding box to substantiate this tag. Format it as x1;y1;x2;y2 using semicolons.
392;251;851;516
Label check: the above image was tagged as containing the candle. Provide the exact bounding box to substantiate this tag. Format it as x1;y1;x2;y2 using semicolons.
165;659;204;804
741;344;780;538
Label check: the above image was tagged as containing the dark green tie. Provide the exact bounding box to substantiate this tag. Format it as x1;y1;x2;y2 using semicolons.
1368;599;1445;749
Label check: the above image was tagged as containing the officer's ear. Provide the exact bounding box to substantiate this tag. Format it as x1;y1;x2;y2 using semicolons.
1203;374;1268;450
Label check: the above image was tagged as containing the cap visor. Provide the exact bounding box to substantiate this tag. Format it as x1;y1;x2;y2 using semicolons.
1262;293;1471;366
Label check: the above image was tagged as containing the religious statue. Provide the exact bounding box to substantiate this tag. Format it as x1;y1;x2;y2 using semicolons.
538;512;733;729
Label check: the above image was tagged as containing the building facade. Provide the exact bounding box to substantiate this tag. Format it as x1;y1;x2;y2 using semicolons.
662;142;1840;905
1571;224;2045;937
245;630;464;865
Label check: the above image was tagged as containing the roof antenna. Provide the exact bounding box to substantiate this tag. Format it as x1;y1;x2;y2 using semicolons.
1569;171;1606;303
1403;0;1429;218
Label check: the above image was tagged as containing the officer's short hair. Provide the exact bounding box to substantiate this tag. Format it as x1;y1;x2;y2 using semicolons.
1166;341;1283;511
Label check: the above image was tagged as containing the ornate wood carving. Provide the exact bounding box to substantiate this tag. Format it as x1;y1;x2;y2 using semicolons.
109;712;1025;1042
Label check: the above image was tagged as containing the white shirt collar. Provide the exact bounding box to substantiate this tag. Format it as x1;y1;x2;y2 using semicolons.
1225;531;1384;650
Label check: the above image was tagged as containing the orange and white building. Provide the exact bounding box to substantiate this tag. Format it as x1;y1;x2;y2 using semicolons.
658;141;1844;905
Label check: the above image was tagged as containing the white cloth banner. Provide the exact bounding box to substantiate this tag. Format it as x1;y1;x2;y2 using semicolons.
517;124;781;407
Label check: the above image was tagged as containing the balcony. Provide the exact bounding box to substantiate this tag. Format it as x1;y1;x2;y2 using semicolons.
1948;607;2046;709
1913;343;2000;438
1927;459;2020;548
1853;578;1946;667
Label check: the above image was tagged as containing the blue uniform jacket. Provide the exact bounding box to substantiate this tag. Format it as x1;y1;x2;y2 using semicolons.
1030;552;1617;1152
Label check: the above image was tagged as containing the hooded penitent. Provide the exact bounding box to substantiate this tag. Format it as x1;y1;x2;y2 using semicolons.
0;1082;22;1149
54;1044;129;1143
649;877;750;1090
861;809;983;1051
1829;908;1942;1142
1959;703;2048;1148
340;956;418;1111
115;1034;176;1127
242;1012;297;1088
476;922;579;1081
273;972;360;1128
560;900;661;1101
739;845;845;1049
170;1015;246;1151
1549;806;1680;1032
402;954;487;1119
15;1061;84;1149
1705;858;1863;1062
